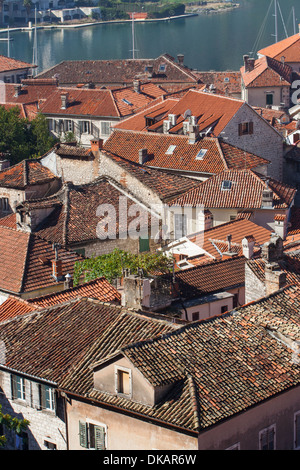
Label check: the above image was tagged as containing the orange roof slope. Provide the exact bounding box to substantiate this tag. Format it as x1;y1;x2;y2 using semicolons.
188;218;273;260
0;226;82;294
170;169;296;209
0;55;35;72
0;159;57;189
258;32;300;63
241;56;293;88
28;277;121;307
103;130;269;175
0;296;38;322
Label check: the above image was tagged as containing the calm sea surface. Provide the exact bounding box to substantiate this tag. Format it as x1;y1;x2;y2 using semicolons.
0;0;299;73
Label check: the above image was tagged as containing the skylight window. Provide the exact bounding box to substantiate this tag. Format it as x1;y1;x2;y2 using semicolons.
166;145;176;155
159;64;166;72
224;77;230;82
221;180;232;190
195;149;208;160
122;98;133;106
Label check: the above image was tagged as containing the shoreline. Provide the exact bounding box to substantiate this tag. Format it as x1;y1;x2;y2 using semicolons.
0;13;199;33
0;3;240;34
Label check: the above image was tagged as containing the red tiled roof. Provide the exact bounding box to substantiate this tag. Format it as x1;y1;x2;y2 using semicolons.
0;55;35;72
0;226;82;294
36;54;200;86
103;130;269;176
40;87;120;117
241;56;293;88
0;159;57;189
112;82;166;116
187;218;272;260
192;71;242;96
0;296;38;322
170;169;296;209
24;178;156;247
27;277;121;307
258;33;300;63
4;79;58;106
174;255;246;298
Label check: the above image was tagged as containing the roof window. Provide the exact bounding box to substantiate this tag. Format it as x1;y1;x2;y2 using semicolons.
224;77;230;82
166;145;176;155
221;180;232;190
122;98;133;106
195;149;208;160
159;64;166;72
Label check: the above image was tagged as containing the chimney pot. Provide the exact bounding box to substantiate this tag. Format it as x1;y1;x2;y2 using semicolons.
60;92;69;109
177;54;184;65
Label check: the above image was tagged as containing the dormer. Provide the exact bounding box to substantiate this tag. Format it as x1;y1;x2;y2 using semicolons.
92;353;175;407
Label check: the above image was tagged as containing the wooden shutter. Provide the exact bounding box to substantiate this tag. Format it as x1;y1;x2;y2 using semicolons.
39;384;46;410
238;123;243;136
249;121;254;134
11;374;17;400
95;426;106;450
79;421;88;448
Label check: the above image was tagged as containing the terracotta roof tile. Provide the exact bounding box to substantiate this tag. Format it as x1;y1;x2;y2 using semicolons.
241;56;293;88
0;226;82;294
258;33;300;63
0;159;57;189
103;130;268;176
170;169;296;209
28;277;121;307
0;296;38;322
0;55;34;72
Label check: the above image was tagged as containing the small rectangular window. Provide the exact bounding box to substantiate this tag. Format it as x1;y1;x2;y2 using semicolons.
11;375;25;401
294;412;300;449
101;121;111;136
259;424;276;450
117;369;130;395
40;384;55;411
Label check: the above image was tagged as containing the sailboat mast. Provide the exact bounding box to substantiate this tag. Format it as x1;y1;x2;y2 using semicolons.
274;0;278;43
32;7;38;74
132;12;135;59
292;7;296;35
7;26;10;57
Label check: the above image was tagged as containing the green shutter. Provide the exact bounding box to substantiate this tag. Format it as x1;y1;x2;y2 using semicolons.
79;421;88;448
95;426;106;450
139;236;149;253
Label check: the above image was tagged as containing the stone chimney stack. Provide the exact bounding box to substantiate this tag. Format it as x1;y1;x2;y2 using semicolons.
64;273;73;290
52;243;64;281
177;54;184;66
274;214;287;240
243;55;255;72
60;92;69;110
242;236;255;259
133;79;140;93
139;148;148;165
14;84;22;97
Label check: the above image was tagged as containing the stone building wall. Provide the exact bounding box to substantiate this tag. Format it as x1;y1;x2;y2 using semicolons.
0;370;67;450
223;103;284;181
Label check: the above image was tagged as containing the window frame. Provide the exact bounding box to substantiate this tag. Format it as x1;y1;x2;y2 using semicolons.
11;374;26;402
259;424;276;450
115;365;132;397
79;420;107;450
294;411;300;450
100;121;111;136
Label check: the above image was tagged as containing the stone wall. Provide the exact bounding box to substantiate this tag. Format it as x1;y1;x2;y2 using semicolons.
223;103;284;181
0;370;67;450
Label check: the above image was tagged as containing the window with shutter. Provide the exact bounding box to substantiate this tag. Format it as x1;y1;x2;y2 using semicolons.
295;412;300;449
259;424;275;450
79;421;88;448
94;425;106;450
11;374;25;401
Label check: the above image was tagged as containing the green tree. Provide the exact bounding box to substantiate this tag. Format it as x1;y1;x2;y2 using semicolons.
0;405;29;448
29;112;58;158
73;249;173;285
0;107;57;164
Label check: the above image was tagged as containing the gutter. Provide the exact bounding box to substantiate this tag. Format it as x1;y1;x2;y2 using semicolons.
58;388;199;438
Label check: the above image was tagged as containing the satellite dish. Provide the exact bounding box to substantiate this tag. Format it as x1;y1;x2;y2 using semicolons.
183;109;192;119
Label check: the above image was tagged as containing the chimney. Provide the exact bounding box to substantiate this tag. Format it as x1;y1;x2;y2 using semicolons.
261;186;273;208
227;234;232;252
242;236;255;259
261;233;284;263
264;263;287;296
133;79;140;93
64;273;73;290
163;120;171;134
146;64;154;78
52;243;64;281
274;214;287;240
60;92;69;110
177;54;184;66
14;84;22;97
168;114;176;126
90;139;103;152
243;55;255;72
139;148;148;164
188;123;199;144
